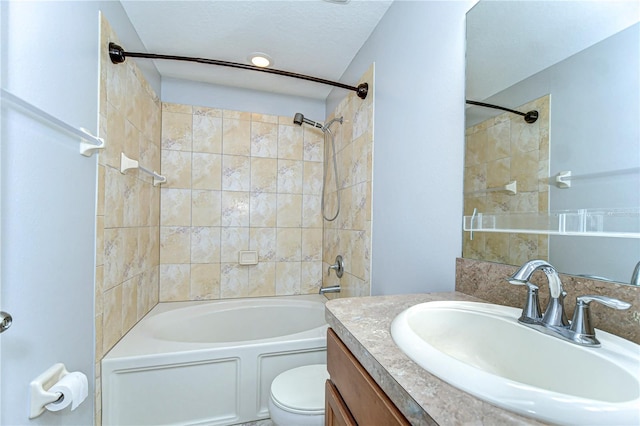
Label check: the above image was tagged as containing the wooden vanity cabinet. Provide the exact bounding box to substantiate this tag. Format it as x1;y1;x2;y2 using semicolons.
326;328;410;426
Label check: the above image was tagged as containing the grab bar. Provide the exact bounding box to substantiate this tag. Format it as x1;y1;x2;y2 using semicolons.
120;153;167;186
0;88;105;157
464;180;517;196
554;168;640;188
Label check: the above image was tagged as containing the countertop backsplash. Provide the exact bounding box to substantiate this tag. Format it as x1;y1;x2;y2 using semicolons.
456;258;640;344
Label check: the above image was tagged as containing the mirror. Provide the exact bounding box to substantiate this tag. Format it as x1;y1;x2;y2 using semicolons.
464;0;640;285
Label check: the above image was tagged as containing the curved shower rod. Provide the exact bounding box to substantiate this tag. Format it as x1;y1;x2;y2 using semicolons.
108;43;369;100
466;100;538;123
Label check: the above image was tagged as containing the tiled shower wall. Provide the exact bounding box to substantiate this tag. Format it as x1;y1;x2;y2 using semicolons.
463;95;550;265
158;103;327;299
95;15;161;424
322;65;374;297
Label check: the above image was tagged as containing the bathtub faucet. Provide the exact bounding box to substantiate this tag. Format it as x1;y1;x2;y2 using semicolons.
319;285;341;295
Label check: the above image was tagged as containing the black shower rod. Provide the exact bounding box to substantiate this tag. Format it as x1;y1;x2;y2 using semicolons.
108;43;368;100
466;100;538;123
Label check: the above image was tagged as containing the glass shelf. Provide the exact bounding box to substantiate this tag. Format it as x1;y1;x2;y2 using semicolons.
463;208;640;239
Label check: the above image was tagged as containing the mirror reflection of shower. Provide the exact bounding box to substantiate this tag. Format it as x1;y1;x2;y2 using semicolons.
293;113;343;221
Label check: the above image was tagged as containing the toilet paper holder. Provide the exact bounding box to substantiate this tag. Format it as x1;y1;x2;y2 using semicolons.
29;363;70;419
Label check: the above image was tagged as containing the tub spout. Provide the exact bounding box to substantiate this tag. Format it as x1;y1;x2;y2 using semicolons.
319;285;341;295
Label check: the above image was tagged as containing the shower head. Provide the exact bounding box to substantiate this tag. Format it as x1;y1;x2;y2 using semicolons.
293;113;323;129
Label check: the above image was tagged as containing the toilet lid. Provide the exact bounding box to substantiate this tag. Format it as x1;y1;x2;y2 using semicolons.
270;364;329;415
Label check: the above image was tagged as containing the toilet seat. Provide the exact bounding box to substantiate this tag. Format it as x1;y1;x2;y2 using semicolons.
270;364;329;415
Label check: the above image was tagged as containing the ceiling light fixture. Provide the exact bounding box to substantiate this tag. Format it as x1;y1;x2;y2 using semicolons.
249;52;273;68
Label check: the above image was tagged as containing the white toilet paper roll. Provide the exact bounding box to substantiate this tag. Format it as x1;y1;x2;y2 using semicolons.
44;372;88;412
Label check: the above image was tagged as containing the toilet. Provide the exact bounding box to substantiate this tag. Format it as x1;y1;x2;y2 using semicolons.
268;364;329;426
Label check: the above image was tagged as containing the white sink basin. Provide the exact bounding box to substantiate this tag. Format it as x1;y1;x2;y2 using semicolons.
391;301;640;425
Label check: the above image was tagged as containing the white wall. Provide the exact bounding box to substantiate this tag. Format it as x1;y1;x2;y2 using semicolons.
1;2;156;424
328;1;473;295
162;77;325;120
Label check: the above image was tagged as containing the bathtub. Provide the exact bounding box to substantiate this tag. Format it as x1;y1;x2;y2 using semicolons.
102;294;328;426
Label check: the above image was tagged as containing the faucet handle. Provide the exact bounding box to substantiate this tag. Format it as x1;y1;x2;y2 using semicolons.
327;255;344;278
569;295;631;346
506;278;542;324
576;295;631;311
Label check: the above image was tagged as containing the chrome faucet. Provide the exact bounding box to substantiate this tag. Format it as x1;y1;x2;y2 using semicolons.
508;260;631;347
508;259;568;327
630;261;640;286
327;255;344;278
319;285;341;295
319;255;344;295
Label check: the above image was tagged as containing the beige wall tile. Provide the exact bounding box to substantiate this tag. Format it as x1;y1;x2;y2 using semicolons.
302;228;322;262
302;195;323;228
277;194;302;228
162;102;192;114
104;228;125;290
124;119;141;160
104;168;125;229
486;121;510;161
486;158;511;188
223;118;251;156
221;191;250;227
249;227;277;261
191;227;221;263
341;143;355;190
301;262;322;294
159;264;191;302
221;227;249;263
160;226;191;264
162;111;192;151
248;262;276;296
276;228;301;261
251;157;278;193
277;160;303;194
465;129;485;167
303;162;323;195
194;105;222;118
191;263;221;300
223;109;251;121
162;149;192;189
251;112;278;124
511;119;540;153
222;154;251;191
251;121;278;158
161;188;192;226
352;134;371;185
220;263;250;298
275;262;301;295
193;115;223;154
192;190;222;227
102;285;122;353
277;124;303;160
122;275;138;332
192;153;222;190
303;128;324;163
250;192;277;227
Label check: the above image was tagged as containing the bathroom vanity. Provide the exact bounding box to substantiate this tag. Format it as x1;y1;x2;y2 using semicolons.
325;288;640;425
325;293;549;425
326;328;408;425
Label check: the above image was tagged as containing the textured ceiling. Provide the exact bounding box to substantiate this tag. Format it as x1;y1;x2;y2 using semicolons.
121;0;393;100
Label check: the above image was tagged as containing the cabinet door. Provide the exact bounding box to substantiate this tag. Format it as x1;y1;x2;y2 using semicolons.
327;329;410;426
325;380;356;426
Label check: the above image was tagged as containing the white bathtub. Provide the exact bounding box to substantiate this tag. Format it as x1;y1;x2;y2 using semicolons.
102;295;328;426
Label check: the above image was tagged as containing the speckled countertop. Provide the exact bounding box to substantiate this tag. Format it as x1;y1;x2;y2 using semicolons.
325;292;548;426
